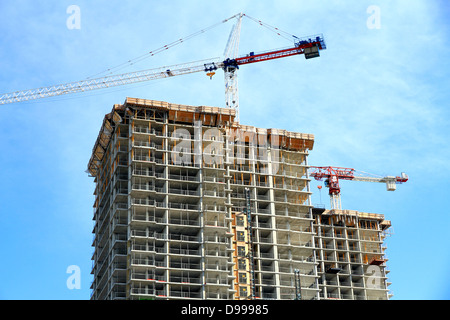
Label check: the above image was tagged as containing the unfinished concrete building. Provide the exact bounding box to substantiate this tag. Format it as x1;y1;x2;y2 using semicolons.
88;97;392;300
313;208;392;300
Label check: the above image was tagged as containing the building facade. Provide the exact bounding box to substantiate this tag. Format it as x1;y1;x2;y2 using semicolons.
313;208;392;300
88;98;391;300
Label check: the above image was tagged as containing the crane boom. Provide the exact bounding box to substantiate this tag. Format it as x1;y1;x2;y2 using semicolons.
0;58;219;105
309;166;408;210
0;30;325;106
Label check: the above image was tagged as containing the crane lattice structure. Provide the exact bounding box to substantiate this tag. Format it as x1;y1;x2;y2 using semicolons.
0;13;326;122
309;166;409;210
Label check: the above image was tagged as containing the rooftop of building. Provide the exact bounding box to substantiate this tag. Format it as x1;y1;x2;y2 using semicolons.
313;207;391;230
87;97;315;177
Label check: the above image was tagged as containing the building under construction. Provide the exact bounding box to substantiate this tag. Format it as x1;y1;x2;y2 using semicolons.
88;98;392;300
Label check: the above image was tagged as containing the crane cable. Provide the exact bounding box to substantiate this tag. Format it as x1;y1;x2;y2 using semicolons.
242;14;299;43
87;13;298;80
86;13;242;80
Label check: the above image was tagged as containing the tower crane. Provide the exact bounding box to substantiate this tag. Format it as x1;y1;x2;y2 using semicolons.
309;166;408;210
0;13;326;121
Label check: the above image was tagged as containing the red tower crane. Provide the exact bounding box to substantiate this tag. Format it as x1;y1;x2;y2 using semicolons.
309;166;408;210
0;12;326;122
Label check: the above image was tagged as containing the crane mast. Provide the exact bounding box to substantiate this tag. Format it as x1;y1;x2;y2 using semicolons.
223;13;243;120
309;166;408;210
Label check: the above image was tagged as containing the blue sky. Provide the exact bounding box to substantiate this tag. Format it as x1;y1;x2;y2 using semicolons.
0;0;449;300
